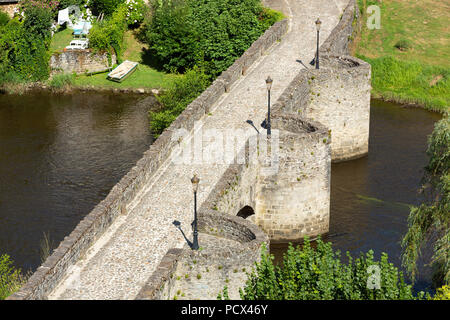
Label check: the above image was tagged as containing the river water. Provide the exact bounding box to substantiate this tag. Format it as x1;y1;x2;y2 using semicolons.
0;92;156;272
0;94;441;292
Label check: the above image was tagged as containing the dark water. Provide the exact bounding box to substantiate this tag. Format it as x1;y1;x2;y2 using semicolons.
271;99;442;293
0;92;155;272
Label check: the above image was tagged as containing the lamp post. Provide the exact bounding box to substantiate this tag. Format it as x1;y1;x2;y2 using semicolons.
315;18;322;69
265;76;273;137
191;174;199;250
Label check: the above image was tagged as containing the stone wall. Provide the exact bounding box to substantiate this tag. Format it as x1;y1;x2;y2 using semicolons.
0;3;18;18
50;50;116;75
136;210;269;300
320;0;358;57
302;55;371;161
255;115;331;242
7;19;288;301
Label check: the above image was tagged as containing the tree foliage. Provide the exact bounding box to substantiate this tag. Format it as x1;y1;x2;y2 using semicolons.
238;237;421;300
142;0;283;76
149;67;210;134
90;0;126;16
88;4;127;58
402;116;450;286
0;2;53;83
0;254;26;300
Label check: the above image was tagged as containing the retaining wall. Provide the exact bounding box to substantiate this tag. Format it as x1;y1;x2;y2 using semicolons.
50;50;116;75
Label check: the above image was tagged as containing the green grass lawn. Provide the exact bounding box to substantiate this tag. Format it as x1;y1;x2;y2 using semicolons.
49;27;74;53
355;0;449;112
50;28;179;90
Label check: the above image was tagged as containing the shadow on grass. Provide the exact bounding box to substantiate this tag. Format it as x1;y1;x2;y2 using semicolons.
140;48;164;71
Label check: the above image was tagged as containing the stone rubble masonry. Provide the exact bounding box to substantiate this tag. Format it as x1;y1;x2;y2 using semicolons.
136;210;269;300
303;55;371;162
50;50;117;75
256;114;331;242
0;3;18;18
7;18;288;301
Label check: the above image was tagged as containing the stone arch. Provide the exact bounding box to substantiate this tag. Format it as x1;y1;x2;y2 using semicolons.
236;205;255;219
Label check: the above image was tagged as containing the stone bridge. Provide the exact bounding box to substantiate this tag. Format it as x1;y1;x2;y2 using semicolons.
9;0;371;300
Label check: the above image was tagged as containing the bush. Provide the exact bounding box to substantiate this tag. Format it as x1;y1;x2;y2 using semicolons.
143;0;281;76
0;18;51;82
89;4;127;58
394;39;413;51
0;254;26;300
124;0;148;27
0;11;9;27
237;237;421;300
58;0;85;9
90;0;125;16
431;285;450;300
150;67;210;134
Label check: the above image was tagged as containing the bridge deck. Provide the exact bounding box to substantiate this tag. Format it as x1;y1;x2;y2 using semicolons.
48;0;349;299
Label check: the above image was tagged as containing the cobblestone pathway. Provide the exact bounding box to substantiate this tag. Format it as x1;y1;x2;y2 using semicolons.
48;0;349;300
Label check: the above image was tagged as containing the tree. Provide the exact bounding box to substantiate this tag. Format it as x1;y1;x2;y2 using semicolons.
236;237;420;300
402;116;450;286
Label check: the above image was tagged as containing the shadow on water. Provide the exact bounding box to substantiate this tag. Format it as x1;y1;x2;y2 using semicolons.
270;99;442;294
0;91;157;273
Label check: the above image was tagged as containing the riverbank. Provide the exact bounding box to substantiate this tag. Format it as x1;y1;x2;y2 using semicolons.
353;0;449;113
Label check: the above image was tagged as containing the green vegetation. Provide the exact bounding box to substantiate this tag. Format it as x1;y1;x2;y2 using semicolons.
72;30;179;90
142;0;283;76
89;4;128;59
0;1;54;84
236;237;421;300
431;285;450;300
0;254;27;300
144;0;283;133
49;27;74;53
149;67;209;134
90;0;125;16
402;117;450;287
355;0;449;112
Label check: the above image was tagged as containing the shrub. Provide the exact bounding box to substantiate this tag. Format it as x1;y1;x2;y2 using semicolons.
143;0;281;76
0;18;51;82
149;67;210;134
258;7;285;30
431;285;450;300
394;39;413;51
58;0;85;9
90;0;125;16
238;237;421;300
0;11;9;27
0;254;27;300
89;4;127;58
124;0;148;27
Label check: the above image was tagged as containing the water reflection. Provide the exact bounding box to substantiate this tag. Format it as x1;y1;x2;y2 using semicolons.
0;92;156;272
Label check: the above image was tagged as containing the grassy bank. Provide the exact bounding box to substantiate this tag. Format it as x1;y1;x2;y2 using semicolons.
48;29;180;91
354;0;449;113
